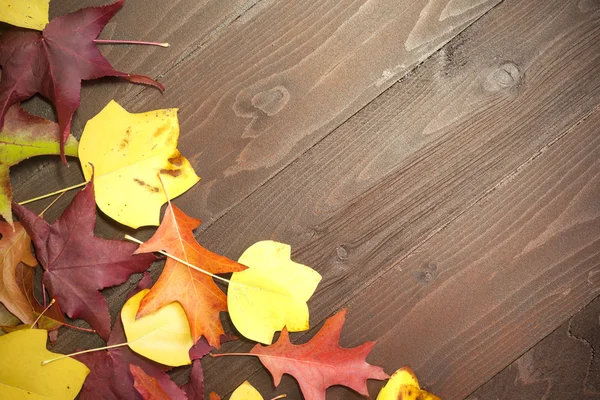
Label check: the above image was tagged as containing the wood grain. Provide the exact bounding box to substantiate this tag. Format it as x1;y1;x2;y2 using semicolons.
15;0;501;225
468;296;600;399
178;0;600;397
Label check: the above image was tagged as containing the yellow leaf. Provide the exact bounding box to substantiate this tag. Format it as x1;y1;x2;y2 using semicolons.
0;0;49;30
228;240;322;344
377;367;441;400
121;289;193;367
0;329;89;399
79;100;200;228
230;381;264;400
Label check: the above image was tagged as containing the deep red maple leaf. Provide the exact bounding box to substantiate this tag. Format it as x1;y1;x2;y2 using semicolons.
0;0;164;161
250;309;389;400
12;180;155;340
134;203;247;347
75;273;186;400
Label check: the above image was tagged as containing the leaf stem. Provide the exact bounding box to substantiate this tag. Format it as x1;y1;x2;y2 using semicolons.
39;192;66;217
18;182;87;205
41;342;129;366
93;39;170;47
124;235;232;285
271;395;287;400
30;298;55;329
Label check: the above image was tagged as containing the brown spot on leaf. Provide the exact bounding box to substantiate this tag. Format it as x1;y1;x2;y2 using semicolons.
153;123;169;138
168;152;183;166
119;127;132;149
160;168;182;177
133;178;160;193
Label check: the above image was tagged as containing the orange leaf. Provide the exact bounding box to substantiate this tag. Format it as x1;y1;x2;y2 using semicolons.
135;203;246;346
209;393;221;400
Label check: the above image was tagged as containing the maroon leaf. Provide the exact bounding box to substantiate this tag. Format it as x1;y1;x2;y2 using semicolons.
181;360;204;400
0;0;164;161
75;273;184;400
12;181;155;339
189;334;237;361
130;364;186;400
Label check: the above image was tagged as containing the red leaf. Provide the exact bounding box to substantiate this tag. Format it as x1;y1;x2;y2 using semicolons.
134;203;246;347
250;309;389;400
12;180;155;340
130;364;185;400
189;334;237;360
0;0;164;161
75;273;185;400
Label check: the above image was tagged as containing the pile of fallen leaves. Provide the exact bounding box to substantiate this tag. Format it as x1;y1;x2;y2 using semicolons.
0;1;442;399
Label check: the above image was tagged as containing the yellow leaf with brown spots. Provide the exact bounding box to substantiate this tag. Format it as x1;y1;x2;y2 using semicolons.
79;100;200;228
377;367;441;400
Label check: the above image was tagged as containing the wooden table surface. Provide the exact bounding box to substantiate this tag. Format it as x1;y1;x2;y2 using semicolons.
9;0;600;399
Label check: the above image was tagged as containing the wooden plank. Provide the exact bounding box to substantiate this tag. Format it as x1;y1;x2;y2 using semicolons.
342;109;600;399
174;0;600;397
15;0;501;225
467;295;600;399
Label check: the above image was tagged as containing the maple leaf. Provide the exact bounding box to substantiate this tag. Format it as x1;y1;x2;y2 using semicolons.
75;273;187;400
11;180;156;340
0;104;78;226
0;0;49;30
0;0;164;161
134;203;247;347
249;309;389;400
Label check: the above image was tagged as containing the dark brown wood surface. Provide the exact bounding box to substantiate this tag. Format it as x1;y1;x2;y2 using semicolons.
468;296;600;399
4;0;600;399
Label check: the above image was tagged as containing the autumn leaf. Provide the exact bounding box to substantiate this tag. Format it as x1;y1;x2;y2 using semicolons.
230;240;321;344
75;273;186;400
134;203;246;347
0;0;49;30
0;329;89;399
130;364;184;400
12;180;156;340
246;309;389;400
79;100;200;228
0;105;78;226
122;288;194;367
230;381;267;400
189;333;237;360
130;359;206;400
0;220;37;323
377;367;441;400
0;302;19;334
0;0;163;161
13;262;66;341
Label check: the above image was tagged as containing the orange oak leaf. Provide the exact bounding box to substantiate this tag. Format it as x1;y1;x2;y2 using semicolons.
250;309;389;400
134;203;247;347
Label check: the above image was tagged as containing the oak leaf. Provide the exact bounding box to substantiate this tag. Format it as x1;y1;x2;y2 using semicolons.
0;0;49;30
250;309;389;400
0;105;78;226
134;203;246;347
230;240;321;344
0;0;163;160
75;273;186;400
79;100;200;228
12;180;156;340
122;288;194;367
0;220;37;323
0;329;89;399
377;367;440;400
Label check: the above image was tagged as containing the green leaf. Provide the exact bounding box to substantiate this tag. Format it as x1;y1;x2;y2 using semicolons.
0;105;78;226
